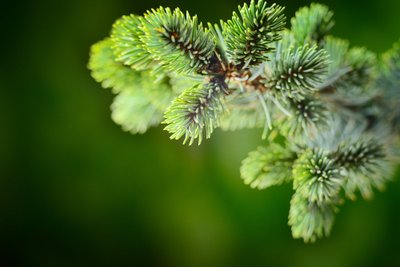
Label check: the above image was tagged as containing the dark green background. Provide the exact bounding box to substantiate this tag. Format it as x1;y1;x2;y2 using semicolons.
2;0;400;266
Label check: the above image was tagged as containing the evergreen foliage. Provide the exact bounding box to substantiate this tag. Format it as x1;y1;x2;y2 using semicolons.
378;40;400;132
241;143;296;189
141;7;216;74
266;44;329;98
89;39;141;93
163;79;227;145
111;15;154;70
222;1;286;67
289;192;338;243
282;96;327;136
293;149;343;203
291;3;334;44
89;1;400;243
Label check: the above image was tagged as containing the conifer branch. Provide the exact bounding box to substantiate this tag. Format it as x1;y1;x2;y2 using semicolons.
289;192;338;243
377;40;400;132
266;45;329;98
320;36;350;89
241;143;296;189
338;47;376;88
111;15;154;70
88;39;141;93
280;96;327;136
163;78;227;145
89;39;176;133
332;139;389;200
293;149;343;203
141;7;216;74
89;2;400;243
333;140;385;170
111;90;164;134
291;3;334;44
320;37;376;91
222;0;286;67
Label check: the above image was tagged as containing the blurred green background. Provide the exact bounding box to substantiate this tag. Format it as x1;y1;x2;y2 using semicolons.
2;0;400;266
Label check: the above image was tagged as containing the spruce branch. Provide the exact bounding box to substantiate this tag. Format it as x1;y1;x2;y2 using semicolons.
279;96;327;137
141;7;216;75
377;40;400;132
266;44;329;98
163;78;227;145
289;192;338;243
240;143;296;189
332;139;389;200
383;39;400;77
293;149;343;203
89;2;400;243
111;90;164;134
291;3;334;45
338;47;376;88
320;37;376;91
88;39;141;93
333;139;385;171
321;36;350;88
111;15;154;70
222;0;286;67
379;40;400;87
89;39;176;133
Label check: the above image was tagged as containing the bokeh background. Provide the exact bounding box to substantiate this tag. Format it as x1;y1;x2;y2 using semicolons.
2;0;400;266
